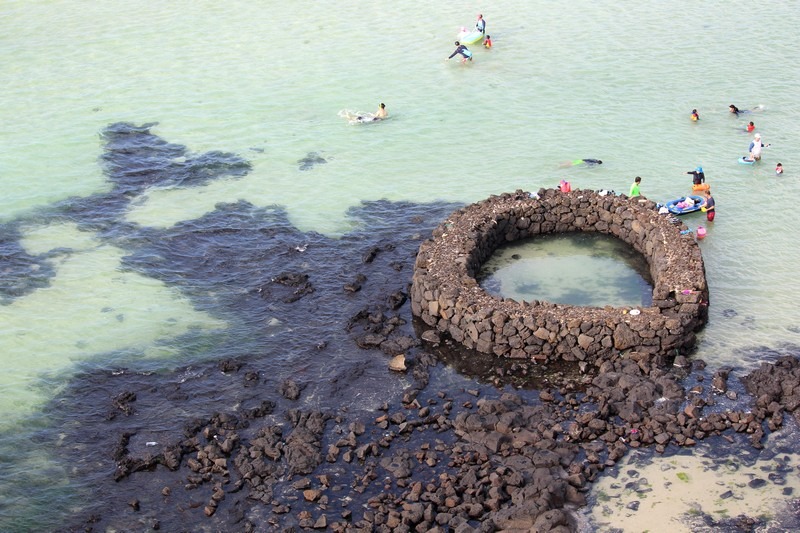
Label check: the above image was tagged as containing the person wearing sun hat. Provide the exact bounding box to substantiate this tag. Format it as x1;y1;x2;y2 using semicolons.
687;166;705;185
749;133;764;161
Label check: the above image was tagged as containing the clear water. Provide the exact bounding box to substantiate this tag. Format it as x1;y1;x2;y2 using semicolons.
2;0;800;529
478;233;653;308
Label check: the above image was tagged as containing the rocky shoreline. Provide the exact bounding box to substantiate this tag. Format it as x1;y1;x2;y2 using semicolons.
59;317;800;532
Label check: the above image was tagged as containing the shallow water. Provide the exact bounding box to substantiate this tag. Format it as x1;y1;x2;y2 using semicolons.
478;233;653;308
2;1;800;530
586;431;800;532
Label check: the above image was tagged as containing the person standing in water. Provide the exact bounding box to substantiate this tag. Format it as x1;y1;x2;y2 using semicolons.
748;132;768;161
687;167;705;185
703;190;715;221
691;109;700;121
446;41;473;63
475;14;486;34
483;35;492;48
374;103;387;120
746;121;755;132
629;176;642;197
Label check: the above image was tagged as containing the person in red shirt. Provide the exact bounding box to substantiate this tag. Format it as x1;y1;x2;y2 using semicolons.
484;35;492;48
746;121;755;132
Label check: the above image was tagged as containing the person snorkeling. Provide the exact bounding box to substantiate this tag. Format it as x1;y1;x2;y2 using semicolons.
558;159;603;168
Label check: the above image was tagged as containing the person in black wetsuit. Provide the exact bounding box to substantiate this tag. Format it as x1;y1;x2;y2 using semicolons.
687;167;705;185
557;158;602;168
446;41;473;63
729;104;741;116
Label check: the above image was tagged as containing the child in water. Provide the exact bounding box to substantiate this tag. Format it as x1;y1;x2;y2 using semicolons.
691;109;699;121
746;121;755;132
776;162;783;175
484;35;492;48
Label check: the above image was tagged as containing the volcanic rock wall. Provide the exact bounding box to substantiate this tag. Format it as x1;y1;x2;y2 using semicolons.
411;189;708;364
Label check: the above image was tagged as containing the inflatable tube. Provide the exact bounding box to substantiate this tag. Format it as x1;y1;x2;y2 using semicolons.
739;157;755;165
666;195;705;215
458;30;484;45
692;183;710;192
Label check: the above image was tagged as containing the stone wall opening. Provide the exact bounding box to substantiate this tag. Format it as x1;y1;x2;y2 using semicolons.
410;188;709;364
477;233;654;309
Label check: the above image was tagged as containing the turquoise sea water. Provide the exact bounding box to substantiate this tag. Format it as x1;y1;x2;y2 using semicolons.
2;1;800;529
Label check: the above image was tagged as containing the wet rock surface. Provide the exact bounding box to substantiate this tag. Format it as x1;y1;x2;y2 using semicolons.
56;340;800;532
411;188;709;362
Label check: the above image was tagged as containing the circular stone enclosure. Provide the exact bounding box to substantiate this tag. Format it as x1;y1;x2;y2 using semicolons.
410;189;709;364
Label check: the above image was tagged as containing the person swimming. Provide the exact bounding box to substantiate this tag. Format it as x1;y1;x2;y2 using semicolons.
746;121;755;132
730;104;762;115
338;104;387;124
691;109;699;121
558;159;603;168
776;162;783;175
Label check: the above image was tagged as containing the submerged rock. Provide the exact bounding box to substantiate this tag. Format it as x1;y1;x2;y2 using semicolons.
297;151;327;171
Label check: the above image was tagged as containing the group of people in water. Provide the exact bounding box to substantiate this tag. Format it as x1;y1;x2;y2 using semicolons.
446;14;491;64
720;105;780;171
679;103;785;223
344;15;489;123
